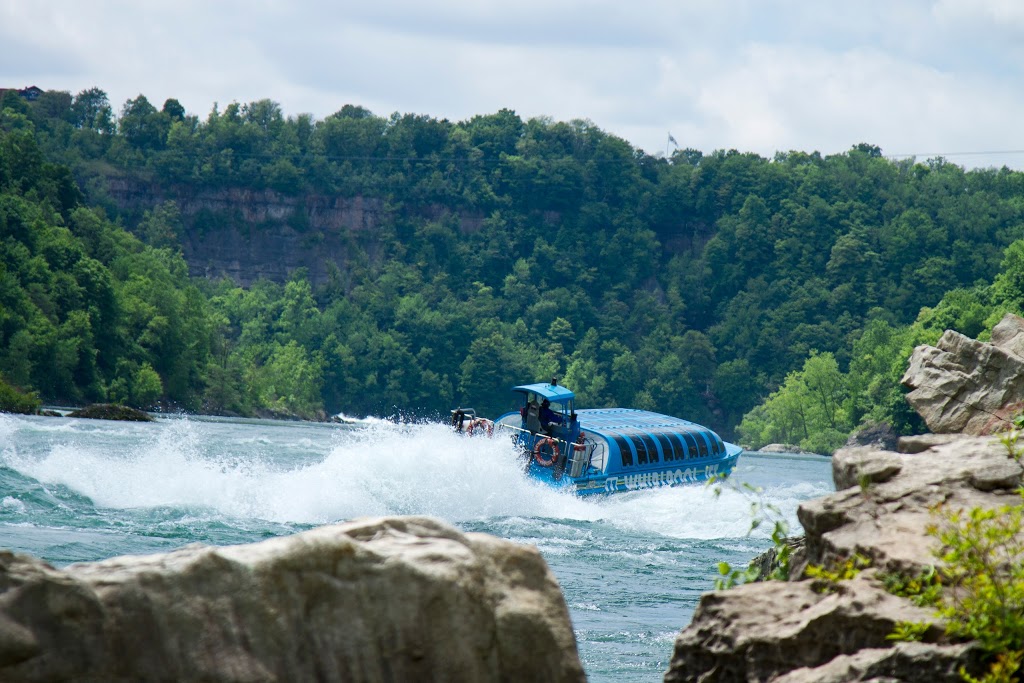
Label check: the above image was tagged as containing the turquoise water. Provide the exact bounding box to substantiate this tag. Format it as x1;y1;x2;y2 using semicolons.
0;413;833;682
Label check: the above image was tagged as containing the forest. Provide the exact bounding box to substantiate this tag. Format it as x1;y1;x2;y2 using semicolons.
4;86;1024;451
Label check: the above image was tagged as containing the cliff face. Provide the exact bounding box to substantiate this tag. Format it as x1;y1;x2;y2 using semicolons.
103;178;486;286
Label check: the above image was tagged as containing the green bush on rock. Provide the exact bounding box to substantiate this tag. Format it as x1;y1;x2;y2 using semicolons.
0;374;42;414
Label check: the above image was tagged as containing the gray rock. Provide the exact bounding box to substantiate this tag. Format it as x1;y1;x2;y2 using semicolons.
664;579;945;683
896;434;961;454
771;642;983;683
845;422;899;452
901;313;1024;435
802;437;1022;574
666;318;1024;683
67;404;154;421
0;516;585;683
749;536;806;582
664;434;1022;682
757;444;823;455
831;447;903;491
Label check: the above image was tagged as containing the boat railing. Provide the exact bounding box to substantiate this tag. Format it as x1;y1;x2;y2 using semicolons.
494;422;594;476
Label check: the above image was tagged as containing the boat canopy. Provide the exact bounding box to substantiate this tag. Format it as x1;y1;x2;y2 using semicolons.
511;382;576;403
575;407;731;470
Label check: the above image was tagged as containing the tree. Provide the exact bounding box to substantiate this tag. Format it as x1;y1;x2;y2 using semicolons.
162;98;186;121
138;201;183;249
120;95;169;150
70;87;114;133
738;352;850;454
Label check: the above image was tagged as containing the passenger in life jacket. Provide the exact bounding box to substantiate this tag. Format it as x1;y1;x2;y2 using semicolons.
539;399;563;436
522;399;542;434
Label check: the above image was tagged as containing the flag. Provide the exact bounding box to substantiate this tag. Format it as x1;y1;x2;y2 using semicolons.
668;132;678;147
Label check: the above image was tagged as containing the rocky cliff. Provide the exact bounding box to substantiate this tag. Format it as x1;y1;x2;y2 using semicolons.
0;516;585;683
104;178;487;286
663;315;1024;682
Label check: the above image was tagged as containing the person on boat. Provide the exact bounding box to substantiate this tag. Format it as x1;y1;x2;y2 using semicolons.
522;398;542;434
539;399;563;435
451;407;466;432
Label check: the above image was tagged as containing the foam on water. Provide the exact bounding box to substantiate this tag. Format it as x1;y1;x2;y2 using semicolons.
3;416;826;538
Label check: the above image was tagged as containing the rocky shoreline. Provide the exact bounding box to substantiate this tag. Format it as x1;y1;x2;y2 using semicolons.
664;313;1024;682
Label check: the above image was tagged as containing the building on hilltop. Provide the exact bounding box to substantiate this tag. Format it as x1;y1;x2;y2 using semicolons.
0;86;44;101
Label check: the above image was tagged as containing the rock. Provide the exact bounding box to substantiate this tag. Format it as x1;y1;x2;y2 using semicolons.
831;447;903;491
749;536;806;582
844;421;899;451
0;516;585;683
67;404;154;422
802;436;1022;574
664;434;1022;682
757;444;823;455
901;313;1024;435
770;642;983;683
896;433;961;454
666;318;1024;682
664;579;952;683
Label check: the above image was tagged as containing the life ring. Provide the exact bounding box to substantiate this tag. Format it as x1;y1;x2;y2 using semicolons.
533;437;560;467
573;432;587;452
466;418;493;437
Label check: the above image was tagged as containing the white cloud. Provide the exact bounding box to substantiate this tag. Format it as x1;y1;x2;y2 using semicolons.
644;42;1024;166
934;0;1024;31
2;0;1024;168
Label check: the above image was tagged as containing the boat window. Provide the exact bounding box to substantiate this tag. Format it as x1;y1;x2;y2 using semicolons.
652;433;676;461
496;414;521;428
678;431;699;459
589;440;606;470
695;432;710;458
669;433;689;459
611;434;634;467
711;433;725;455
631;433;649;464
637;433;659;463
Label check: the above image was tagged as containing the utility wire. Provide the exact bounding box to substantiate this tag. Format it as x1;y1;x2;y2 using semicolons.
887;149;1024;159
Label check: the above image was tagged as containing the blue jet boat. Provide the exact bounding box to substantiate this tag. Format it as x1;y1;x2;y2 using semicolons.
484;380;742;495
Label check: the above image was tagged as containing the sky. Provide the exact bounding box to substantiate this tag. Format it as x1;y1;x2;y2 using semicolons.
3;0;1024;169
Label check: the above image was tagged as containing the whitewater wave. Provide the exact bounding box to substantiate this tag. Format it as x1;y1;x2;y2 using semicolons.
2;415;831;539
333;412;390;426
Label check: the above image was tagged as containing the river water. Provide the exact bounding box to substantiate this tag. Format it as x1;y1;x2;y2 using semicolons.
0;412;833;682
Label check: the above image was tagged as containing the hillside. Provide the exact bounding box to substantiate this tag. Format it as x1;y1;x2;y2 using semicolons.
5;87;1024;439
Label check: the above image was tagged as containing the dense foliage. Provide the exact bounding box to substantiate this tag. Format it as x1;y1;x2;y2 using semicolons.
6;87;1024;436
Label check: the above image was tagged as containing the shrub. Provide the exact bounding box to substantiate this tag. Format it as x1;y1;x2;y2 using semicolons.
0;375;42;414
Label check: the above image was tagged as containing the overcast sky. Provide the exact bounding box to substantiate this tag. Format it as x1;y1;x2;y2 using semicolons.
3;0;1023;169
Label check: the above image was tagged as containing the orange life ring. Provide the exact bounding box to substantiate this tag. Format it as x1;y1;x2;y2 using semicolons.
573;432;587;452
466;418;493;436
533;437;560;467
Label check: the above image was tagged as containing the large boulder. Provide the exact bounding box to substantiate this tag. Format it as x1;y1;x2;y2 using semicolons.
0;516;585;683
901;313;1024;434
664;435;1019;682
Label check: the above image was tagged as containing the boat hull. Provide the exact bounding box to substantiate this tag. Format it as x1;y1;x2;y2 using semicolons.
527;446;741;495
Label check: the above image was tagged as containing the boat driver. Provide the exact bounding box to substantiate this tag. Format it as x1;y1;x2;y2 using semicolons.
539;399;563;435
